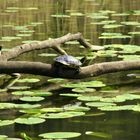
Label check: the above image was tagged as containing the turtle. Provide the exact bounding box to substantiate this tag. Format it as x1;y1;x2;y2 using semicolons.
53;55;82;73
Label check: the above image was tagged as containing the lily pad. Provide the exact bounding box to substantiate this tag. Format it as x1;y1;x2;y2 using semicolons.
86;102;116;107
0;103;17;109
98;105;135;111
16;103;41;109
72;87;96;93
8;86;30;90
118;55;140;60
64;106;90;112
41;107;63;113
60;93;81;97
12;91;34;96
16;34;32;37
86;131;112;138
0;120;14;127
39;132;81;139
128;32;140;35
15;117;45;125
121;21;140;26
44;111;85;119
17;78;40;83
62;81;106;88
70;12;84;16
77;96;102;102
13;26;28;31
51;14;70;18
47;78;66;83
20;96;45;102
112;13;129;16
2;36;21;41
103;24;123;29
38;53;58;57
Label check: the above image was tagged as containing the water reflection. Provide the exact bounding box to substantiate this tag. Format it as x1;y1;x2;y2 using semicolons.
0;0;140;140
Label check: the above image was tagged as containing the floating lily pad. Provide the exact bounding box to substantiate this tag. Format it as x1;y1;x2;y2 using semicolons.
118;55;140;60
20;109;44;114
15;117;45;125
8;86;30;90
13;26;28;31
38;53;58;57
132;105;140;112
22;7;38;10
97;50;117;57
16;34;32;37
121;21;140;26
86;102;116;107
70;12;84;16
104;44;140;54
0;103;17;109
101;20;116;24
51;14;70;18
0;135;8;140
62;81;106;88
64;106;90;112
0;120;14;127
20;96;44;102
112;13;129;16
47;78;66;83
87;13;108;19
39;132;81;139
19;30;35;33
128;32;140;35
133;10;140;15
5;9;18;13
72;87;96;93
16;103;41;109
99;10;116;14
41;107;63;113
2;36;21;41
30;22;43;26
103;24;123;29
99;105;136;111
100;97;125;103
99;32;131;39
12;90;52;97
31;91;53;97
17;78;40;83
77;96;102;102
12;91;34;96
86;131;112;138
44;111;85;119
60;93;81;97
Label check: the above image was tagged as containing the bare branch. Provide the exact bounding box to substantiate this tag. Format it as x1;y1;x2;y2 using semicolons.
0;33;100;61
0;61;139;79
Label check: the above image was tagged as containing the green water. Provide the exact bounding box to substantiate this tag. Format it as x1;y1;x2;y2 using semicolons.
0;0;140;140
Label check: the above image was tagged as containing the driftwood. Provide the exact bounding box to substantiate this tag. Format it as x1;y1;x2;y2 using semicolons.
0;33;139;79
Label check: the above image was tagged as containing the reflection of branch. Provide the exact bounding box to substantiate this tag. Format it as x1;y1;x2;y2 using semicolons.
0;61;139;79
1;73;21;89
0;33;103;61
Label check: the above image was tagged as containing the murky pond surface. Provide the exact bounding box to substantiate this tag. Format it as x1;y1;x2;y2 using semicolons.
0;0;140;140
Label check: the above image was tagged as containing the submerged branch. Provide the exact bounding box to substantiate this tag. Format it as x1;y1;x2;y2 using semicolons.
0;61;139;79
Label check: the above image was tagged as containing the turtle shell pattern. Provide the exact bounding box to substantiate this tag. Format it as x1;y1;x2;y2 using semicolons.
54;55;82;69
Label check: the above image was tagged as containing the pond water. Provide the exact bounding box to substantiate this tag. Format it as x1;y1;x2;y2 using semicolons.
0;0;140;140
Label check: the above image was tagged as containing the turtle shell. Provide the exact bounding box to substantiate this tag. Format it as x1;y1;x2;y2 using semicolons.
54;55;82;69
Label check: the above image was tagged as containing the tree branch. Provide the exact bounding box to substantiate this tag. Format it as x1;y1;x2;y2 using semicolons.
0;61;139;79
0;33;98;61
